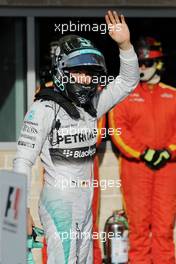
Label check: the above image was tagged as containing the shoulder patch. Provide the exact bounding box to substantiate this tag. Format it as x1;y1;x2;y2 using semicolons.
160;93;174;98
130;92;140;97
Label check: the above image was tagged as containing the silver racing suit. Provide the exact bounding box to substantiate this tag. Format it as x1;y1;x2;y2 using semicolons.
13;47;139;264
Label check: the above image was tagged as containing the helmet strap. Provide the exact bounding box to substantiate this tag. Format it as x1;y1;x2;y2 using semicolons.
53;76;65;91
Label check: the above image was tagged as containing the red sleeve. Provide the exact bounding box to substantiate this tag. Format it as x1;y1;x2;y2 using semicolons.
108;103;146;160
96;115;106;147
159;83;176;160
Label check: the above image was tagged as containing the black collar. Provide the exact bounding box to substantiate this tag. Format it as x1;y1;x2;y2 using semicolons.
35;88;97;119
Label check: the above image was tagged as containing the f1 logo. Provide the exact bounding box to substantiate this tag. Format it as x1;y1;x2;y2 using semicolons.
5;186;21;220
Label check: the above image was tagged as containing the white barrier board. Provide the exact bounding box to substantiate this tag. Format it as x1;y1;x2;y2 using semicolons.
0;170;27;264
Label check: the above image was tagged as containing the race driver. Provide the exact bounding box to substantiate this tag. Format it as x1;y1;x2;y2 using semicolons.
13;10;139;264
41;43;106;264
109;36;176;264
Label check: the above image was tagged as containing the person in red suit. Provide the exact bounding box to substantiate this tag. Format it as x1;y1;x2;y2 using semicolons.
108;37;176;264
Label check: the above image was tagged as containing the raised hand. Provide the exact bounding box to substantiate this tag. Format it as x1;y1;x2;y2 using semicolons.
105;10;131;50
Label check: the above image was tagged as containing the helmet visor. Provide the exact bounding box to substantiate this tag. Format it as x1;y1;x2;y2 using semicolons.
63;49;107;74
139;59;155;68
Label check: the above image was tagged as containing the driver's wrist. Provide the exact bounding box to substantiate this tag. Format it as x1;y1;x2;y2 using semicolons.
118;41;132;51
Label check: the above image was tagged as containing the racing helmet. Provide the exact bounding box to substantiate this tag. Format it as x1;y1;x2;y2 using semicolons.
52;34;107;106
136;37;164;83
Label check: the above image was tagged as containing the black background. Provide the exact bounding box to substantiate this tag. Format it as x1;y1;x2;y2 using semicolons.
36;17;176;86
